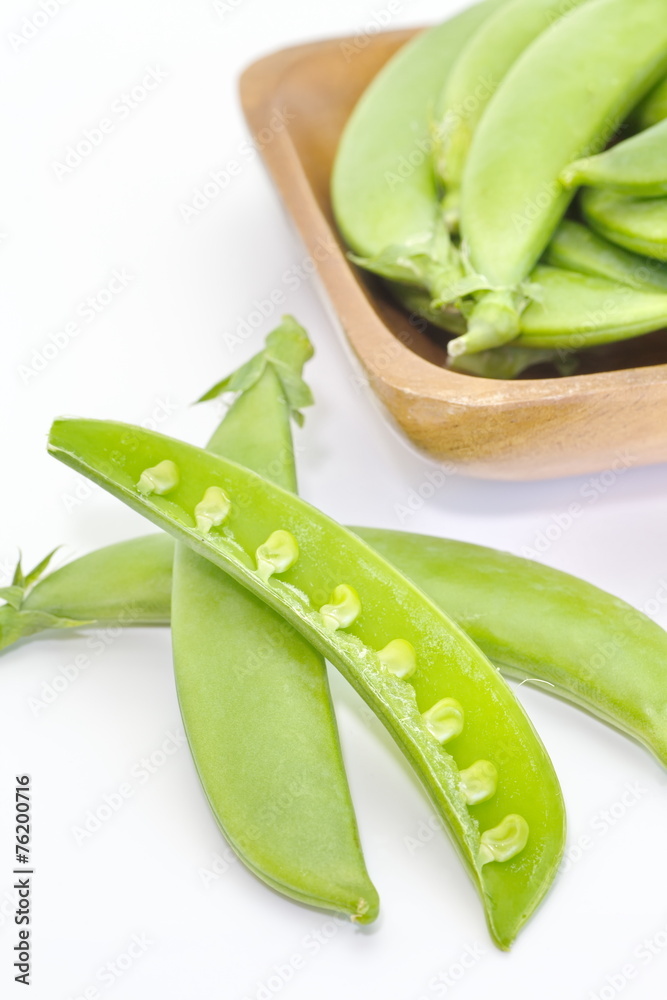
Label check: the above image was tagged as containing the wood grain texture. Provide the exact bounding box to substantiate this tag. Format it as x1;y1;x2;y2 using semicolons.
239;30;667;480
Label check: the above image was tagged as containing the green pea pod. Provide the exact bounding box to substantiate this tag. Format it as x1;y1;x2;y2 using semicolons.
515;264;667;348
561;117;667;197
545;219;667;291
455;0;667;356
360;529;667;768
17;527;667;766
581;187;667;262
172;321;378;923
635;74;667;131
332;2;502;306
47;417;566;950
433;0;589;227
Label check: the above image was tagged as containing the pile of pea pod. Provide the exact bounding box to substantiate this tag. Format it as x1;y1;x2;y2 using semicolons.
332;0;667;378
3;317;667;950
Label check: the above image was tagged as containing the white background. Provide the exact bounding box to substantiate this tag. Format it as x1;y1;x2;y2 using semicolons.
2;0;667;997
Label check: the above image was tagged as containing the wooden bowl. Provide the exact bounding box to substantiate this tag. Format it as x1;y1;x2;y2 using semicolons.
240;29;667;480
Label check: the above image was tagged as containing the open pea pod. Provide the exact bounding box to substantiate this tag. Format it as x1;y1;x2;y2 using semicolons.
47;418;565;949
17;526;667;767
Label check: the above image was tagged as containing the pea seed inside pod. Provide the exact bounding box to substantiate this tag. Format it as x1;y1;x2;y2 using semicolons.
459;760;498;805
377;638;417;680
319;585;361;631
194;486;231;534
255;530;299;582
136;460;179;496
422;697;464;743
479;814;529;866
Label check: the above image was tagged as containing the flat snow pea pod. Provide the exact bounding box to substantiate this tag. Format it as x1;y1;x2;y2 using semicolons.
454;0;667;357
514;265;667;348
170;320;378;922
47;418;566;950
356;529;667;768
635;75;667;131
561;117;667;197
433;0;589;227
331;1;503;306
581;188;667;262
545;219;667;292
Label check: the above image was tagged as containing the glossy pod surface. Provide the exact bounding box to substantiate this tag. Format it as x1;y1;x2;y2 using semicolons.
48;418;566;949
582;188;667;262
514;265;667;348
457;0;667;354
561;118;667;197
170;322;377;921
434;0;589;216
17;527;667;766
331;2;502;304
545;219;667;292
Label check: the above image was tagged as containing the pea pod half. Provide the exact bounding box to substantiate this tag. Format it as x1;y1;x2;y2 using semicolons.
47;417;566;949
16;527;667;767
455;0;667;355
635;74;667;131
581;188;667;262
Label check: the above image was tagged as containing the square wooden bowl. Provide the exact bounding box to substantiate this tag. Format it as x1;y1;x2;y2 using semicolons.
240;29;667;480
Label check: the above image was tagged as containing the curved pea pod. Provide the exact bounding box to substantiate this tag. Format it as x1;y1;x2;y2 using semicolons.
581;187;667;262
454;0;667;357
14;526;667;768
635;74;667;131
356;528;667;767
514;265;667;349
48;418;566;950
331;1;502;305
561;118;667;197
545;219;667;292
433;0;589;227
171;319;378;923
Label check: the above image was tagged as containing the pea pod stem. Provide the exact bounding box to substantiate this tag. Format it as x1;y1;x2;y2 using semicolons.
19;526;667;766
47;417;566;950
